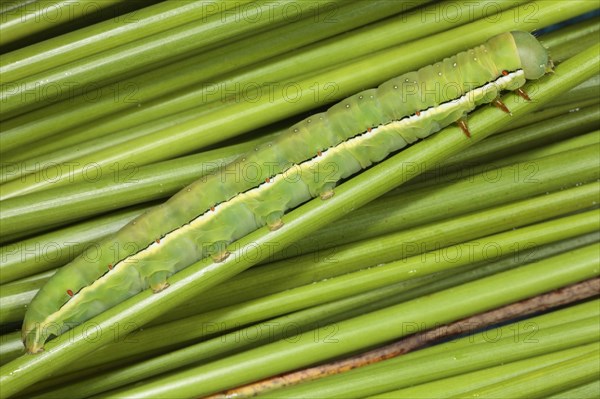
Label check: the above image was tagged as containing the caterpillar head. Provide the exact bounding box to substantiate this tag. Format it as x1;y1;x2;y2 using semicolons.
511;30;552;79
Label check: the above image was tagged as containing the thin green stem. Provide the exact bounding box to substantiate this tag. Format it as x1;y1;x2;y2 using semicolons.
547;380;600;399
446;104;598;165
370;343;600;398
0;0;125;47
0;205;150;283
452;349;600;398
0;1;252;81
540;15;600;61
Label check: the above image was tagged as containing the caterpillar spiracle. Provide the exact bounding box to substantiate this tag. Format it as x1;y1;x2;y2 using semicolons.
22;31;551;354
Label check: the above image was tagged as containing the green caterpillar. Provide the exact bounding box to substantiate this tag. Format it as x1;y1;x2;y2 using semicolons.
22;31;551;353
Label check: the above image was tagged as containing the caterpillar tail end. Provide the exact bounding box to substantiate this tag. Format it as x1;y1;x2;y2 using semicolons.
26;343;45;354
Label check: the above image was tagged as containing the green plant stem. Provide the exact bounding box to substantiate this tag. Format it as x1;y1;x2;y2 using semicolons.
486;129;599;169
371;300;600;363
0;205;150;283
416;126;598;186
0;1;37;15
1;157;595;327
1;12;597;399
1;120;595;281
3;0;594;198
547;380;600;399
0;0;125;47
10;231;599;387
499;101;599;144
0;278;38;326
440;104;598;167
538;75;599;109
102;245;600;398
30;233;598;397
452;349;600;398
302;303;600;399
0;0;324;120
0;271;56;329
0;0;430;161
256;302;600;399
0;139;261;240
540;15;600;61
0;0;251;81
500;95;598;132
24;268;472;397
11;38;597;170
369;343;600;398
3;130;597;250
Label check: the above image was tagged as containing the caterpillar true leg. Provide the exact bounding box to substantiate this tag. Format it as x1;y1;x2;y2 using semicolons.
516;88;532;101
456;117;471;138
492;98;512;115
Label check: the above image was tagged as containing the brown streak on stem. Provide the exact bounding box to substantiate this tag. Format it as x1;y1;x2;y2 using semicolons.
204;277;600;398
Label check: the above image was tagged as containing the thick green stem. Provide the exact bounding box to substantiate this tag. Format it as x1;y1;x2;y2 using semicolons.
0;0;125;47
